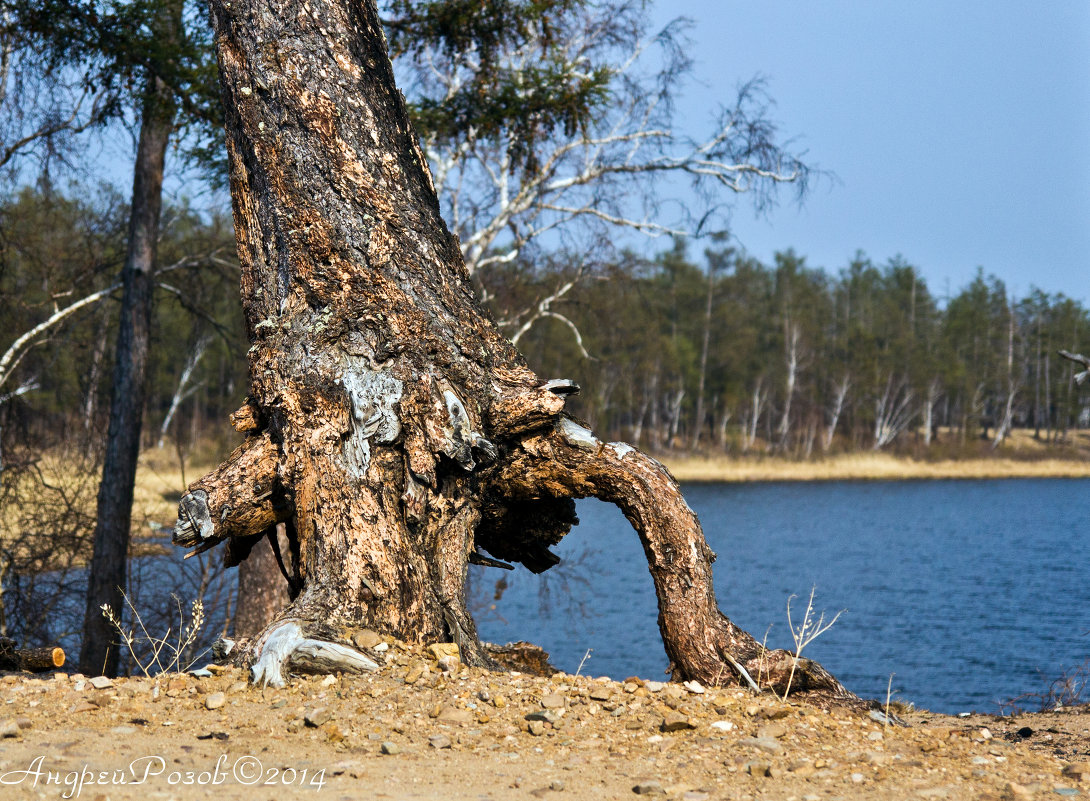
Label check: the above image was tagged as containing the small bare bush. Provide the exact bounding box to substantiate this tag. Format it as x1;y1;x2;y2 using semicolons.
101;592;207;676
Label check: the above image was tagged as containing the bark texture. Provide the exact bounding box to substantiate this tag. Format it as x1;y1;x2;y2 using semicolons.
178;0;857;704
80;57;177;675
233;524;294;638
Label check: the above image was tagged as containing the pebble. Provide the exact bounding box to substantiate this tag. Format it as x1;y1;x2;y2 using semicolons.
89;676;114;690
862;751;888;765
1003;781;1034;798
1063;763;1090;781
682;680;705;694
438;655;460;673
746;761;771;777
737;736;783;755
589;687;613;702
204;692;226;710
380;741;400;755
644;681;665;693
305;707;332;727
632;781;666;794
757;723;787;739
437;706;474;725
428;734;452;749
710;720;735;732
427;643;460;661
540;693;566;709
352;629;383;649
528;721;546;736
0;720;20;738
660;712;695;732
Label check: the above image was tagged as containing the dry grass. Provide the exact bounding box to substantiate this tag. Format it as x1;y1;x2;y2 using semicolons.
0;446;218;553
664;451;1090;483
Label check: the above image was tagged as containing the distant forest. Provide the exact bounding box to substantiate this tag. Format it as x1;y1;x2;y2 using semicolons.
2;183;1089;462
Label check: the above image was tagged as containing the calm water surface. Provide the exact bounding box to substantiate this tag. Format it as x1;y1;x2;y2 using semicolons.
473;478;1090;714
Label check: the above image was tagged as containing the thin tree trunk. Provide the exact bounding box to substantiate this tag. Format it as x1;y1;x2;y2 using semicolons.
158;336;209;448
79;40;177;676
173;0;856;704
690;264;714;451
777;322;799;449
822;374;849;452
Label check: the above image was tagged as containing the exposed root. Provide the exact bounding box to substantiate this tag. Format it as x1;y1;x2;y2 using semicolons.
249;620;379;688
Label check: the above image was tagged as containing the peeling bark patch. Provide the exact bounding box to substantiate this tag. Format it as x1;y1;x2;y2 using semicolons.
608;442;635;460
558;418;599;452
340;365;402;477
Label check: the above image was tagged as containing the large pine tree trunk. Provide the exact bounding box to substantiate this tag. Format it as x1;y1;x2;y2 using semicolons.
177;0;856;703
80;63;176;676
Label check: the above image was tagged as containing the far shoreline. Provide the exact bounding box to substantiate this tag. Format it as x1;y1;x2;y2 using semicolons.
661;452;1090;483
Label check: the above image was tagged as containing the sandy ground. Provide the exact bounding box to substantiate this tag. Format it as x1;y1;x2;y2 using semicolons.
1;644;1087;801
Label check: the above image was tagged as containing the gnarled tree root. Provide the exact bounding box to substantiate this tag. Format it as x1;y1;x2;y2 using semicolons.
487;417;864;708
248;620;379;688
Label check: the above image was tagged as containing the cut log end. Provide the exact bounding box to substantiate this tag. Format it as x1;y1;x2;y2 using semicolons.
0;639;66;672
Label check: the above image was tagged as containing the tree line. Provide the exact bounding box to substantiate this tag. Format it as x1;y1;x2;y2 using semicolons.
3;183;1087;463
505;242;1090;456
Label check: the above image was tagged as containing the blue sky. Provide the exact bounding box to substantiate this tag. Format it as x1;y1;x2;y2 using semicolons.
653;1;1090;303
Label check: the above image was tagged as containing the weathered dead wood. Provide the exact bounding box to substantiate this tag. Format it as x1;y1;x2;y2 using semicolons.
486;418;862;706
1059;349;1090;384
249;620;379;687
0;638;65;672
173;433;288;553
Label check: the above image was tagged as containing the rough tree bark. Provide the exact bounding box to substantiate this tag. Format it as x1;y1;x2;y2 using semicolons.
176;0;857;704
80;40;178;675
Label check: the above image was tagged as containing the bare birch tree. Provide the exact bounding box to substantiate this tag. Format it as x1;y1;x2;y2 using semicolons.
873;375;915;450
389;1;812;341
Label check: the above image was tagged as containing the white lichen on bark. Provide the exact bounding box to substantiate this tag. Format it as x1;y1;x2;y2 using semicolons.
340;363;403;477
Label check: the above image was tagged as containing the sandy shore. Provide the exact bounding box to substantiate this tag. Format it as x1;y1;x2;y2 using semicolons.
661;453;1090;483
0;649;1086;801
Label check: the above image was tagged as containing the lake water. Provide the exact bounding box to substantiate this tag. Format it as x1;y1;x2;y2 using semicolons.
472;478;1090;714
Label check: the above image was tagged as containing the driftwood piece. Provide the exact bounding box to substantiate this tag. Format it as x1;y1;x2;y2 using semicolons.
0;637;65;672
249;621;379;687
